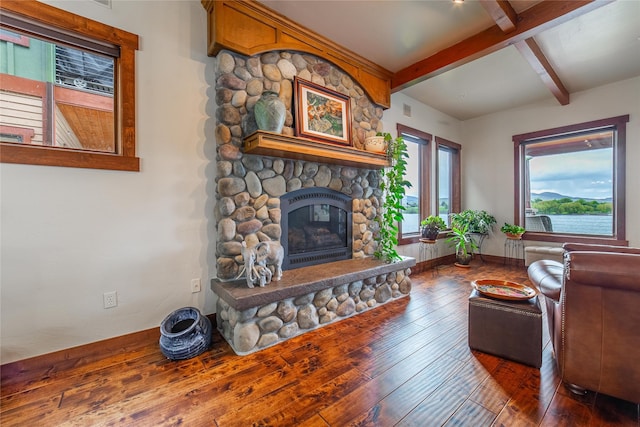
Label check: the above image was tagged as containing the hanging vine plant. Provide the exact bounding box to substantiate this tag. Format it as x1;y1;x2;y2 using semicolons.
374;133;411;263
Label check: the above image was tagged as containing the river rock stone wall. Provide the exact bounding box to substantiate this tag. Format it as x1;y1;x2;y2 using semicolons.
216;267;412;355
215;49;386;280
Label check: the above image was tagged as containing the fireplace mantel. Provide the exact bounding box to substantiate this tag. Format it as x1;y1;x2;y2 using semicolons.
244;131;389;169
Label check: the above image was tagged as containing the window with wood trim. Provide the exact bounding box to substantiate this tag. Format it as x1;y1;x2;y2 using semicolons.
397;124;431;244
513;115;628;245
396;126;462;245
436;136;461;227
0;1;139;171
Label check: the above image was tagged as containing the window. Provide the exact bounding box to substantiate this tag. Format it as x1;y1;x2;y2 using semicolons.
513;115;629;245
436;136;461;227
397;124;431;244
396;125;462;245
0;1;139;171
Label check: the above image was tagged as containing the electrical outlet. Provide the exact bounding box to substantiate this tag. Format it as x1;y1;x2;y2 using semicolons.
103;291;117;308
191;278;201;293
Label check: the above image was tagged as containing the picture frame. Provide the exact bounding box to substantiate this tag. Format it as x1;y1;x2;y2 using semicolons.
294;77;351;146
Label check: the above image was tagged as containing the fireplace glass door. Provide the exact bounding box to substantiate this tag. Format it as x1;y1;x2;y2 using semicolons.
280;188;352;270
288;204;347;253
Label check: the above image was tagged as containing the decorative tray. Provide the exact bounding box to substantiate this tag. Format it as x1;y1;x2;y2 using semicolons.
471;279;538;301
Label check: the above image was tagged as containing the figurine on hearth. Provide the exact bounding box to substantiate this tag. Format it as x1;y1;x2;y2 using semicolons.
239;240;284;288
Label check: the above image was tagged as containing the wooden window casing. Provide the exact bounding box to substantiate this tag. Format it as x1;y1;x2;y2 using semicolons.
513;115;629;245
397;124;432;245
0;1;139;171
435;136;461;222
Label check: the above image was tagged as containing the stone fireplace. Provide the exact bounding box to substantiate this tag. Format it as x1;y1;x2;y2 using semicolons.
210;47;415;355
214;49;386;281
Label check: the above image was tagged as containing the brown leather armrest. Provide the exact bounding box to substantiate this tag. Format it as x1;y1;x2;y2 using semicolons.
527;260;563;302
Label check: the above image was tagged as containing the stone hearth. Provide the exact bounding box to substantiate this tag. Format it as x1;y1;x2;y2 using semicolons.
213;257;415;355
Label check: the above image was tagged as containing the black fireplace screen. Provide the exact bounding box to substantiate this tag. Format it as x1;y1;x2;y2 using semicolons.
280;188;352;270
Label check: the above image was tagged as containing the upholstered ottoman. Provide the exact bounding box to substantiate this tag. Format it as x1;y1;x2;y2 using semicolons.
468;289;542;367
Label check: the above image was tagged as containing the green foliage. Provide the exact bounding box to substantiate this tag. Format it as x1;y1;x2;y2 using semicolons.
374;133;411;263
500;223;525;235
421;215;447;230
450;209;496;234
531;198;612;215
446;224;478;257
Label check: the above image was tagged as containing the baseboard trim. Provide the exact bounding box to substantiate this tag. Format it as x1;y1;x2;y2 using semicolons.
1;314;217;389
413;254;525;273
413;254;455;273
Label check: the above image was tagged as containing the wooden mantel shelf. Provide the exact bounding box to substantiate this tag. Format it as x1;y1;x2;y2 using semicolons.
243;131;389;169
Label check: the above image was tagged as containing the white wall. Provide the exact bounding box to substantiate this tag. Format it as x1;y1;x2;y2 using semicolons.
382;92;464;262
385;78;639;263
0;0;217;363
461;76;640;258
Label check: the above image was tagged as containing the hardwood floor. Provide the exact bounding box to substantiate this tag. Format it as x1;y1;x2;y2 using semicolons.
2;261;638;426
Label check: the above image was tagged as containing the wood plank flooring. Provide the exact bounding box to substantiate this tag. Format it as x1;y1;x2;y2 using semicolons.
2;261;638;426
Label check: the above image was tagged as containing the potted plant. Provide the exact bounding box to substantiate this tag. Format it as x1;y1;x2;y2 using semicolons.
450;209;497;235
500;223;526;239
420;215;447;241
446;224;478;267
374;133;411;263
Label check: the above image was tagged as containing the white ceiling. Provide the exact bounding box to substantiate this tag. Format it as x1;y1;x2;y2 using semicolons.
260;0;640;120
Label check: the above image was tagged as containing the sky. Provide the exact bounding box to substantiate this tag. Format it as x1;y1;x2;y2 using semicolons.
529;148;613;200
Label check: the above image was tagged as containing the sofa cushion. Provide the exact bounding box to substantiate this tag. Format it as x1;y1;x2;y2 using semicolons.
524;246;564;266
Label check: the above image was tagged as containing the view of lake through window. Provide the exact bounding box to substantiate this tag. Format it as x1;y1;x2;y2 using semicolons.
402;136;422;235
524;130;614;236
438;146;452;226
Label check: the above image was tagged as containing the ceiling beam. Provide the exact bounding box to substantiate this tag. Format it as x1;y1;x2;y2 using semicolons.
515;38;570;105
391;0;613;92
478;0;517;33
479;0;570;105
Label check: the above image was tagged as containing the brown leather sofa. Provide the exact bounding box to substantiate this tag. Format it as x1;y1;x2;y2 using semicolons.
527;243;640;404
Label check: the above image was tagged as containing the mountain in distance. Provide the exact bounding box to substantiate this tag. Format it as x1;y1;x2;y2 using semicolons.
403;195;418;206
403;195;449;206
406;192;611;205
531;191;612;203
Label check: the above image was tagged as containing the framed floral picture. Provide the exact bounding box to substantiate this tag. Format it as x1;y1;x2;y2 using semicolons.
294;77;351;146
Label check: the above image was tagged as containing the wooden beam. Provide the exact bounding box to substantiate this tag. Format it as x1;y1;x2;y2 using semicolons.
479;1;570;106
392;0;612;91
479;0;518;33
515;38;570;105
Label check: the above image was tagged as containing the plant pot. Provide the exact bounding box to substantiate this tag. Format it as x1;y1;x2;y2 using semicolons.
455;249;472;266
364;136;387;154
505;232;523;239
422;227;440;240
